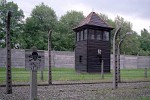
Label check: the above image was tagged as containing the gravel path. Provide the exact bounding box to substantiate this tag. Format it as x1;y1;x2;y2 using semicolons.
0;82;150;100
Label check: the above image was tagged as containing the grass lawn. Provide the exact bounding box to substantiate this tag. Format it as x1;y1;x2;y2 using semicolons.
0;67;150;84
139;97;150;100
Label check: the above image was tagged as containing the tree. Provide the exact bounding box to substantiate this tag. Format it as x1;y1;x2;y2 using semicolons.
138;29;150;55
114;16;132;36
0;0;24;48
56;10;84;51
122;31;141;55
98;13;115;29
98;14;135;54
113;16;135;55
23;3;57;50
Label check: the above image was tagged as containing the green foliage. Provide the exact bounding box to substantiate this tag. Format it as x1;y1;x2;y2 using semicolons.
138;49;150;56
122;31;140;55
1;1;150;55
99;13;150;56
22;3;57;50
0;0;24;48
139;29;150;54
53;11;84;51
31;3;57;31
98;13;115;29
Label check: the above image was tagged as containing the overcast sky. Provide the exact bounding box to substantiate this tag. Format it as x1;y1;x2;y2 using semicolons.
8;0;150;34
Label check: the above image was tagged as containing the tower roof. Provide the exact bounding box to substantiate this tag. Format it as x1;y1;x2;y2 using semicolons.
73;12;113;30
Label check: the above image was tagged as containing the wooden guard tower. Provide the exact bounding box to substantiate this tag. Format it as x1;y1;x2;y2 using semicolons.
73;12;113;73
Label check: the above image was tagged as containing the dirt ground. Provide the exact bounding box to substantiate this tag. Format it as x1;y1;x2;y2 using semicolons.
0;82;150;100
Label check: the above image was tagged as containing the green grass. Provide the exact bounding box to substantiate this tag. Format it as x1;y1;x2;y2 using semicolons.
120;68;150;81
139;97;150;100
0;67;150;84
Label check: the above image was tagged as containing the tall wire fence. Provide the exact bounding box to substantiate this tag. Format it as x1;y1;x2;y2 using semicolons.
0;48;150;85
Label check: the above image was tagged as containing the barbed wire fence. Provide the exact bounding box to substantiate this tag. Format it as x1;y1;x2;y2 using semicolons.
0;48;150;85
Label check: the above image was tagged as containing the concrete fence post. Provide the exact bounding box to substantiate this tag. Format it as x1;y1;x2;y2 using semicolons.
6;11;12;94
101;60;104;79
137;54;139;69
41;71;43;81
123;53;126;69
144;68;147;78
48;30;52;85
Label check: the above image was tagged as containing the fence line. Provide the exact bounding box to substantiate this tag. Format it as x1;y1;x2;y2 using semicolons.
0;48;150;69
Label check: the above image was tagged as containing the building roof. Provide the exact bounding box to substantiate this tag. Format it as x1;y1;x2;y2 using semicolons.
74;12;113;30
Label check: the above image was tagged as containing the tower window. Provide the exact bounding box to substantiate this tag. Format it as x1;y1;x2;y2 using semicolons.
103;31;109;41
81;31;84;40
79;56;82;63
89;29;95;39
84;29;87;40
96;30;102;40
76;32;80;41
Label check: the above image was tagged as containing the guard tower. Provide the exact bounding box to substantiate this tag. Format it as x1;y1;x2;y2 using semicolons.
73;12;113;73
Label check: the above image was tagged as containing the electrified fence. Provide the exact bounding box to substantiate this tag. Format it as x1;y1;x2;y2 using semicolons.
0;48;150;85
